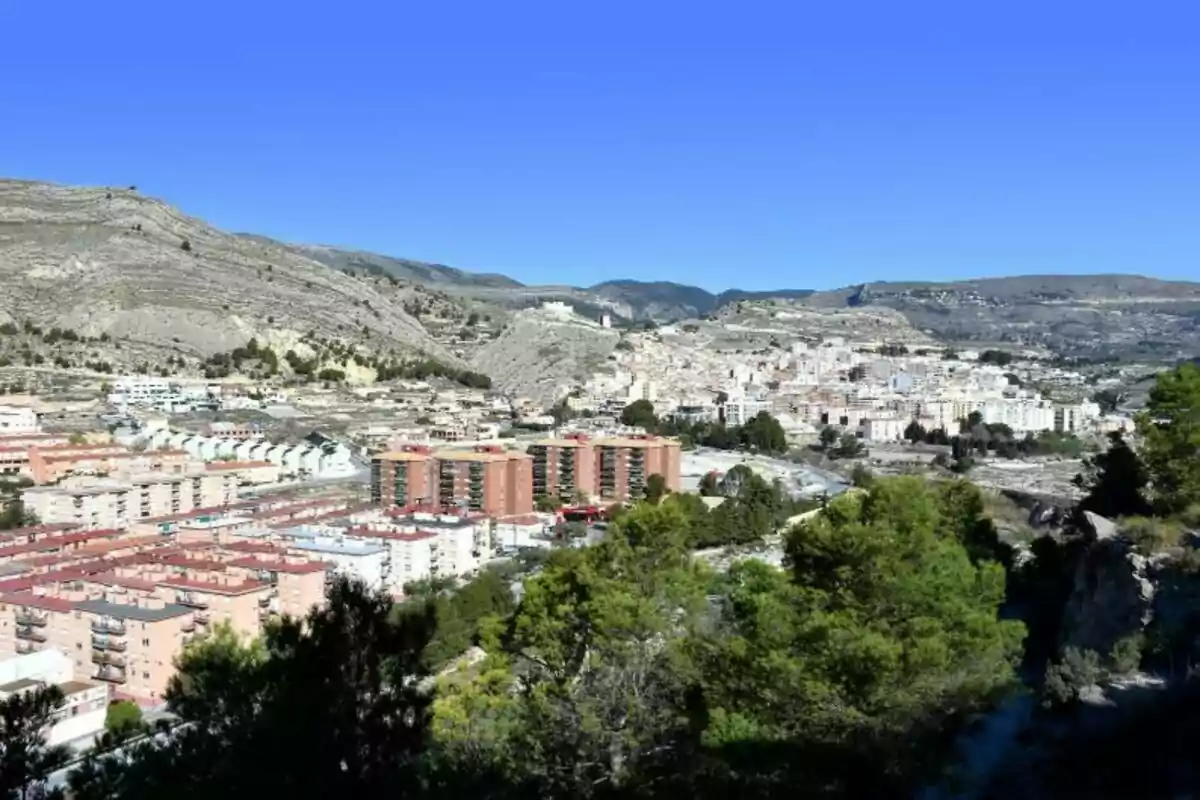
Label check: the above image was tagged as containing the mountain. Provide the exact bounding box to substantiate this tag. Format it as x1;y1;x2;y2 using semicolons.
287;244;524;289
802;275;1200;358
4;176;1198;387
0;179;459;367
585;280;816;320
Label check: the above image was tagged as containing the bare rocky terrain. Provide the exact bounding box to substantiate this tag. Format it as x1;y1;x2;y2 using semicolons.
469;306;619;403
802;276;1200;360
0;180;460;370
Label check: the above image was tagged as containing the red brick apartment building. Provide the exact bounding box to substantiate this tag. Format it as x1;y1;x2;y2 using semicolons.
370;445;532;517
592;436;682;502
526;434;681;503
528;434;597;501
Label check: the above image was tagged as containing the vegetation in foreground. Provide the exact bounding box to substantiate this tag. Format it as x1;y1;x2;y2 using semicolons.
2;476;1019;799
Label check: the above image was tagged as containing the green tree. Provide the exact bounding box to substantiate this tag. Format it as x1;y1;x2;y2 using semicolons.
903;420;926;443
69;579;436;799
698;471;720;497
1136;363;1200;514
849;463;874;488
620;399;658;431
0;684;68;799
818;426;839;450
533;495;558;513
677;477;1023;797
832;432;864;459
1074;431;1152;519
104;700;144;741
643;473;669;504
738;411;788;454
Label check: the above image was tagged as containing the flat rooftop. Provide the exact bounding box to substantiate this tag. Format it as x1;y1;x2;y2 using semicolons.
74;598;193;622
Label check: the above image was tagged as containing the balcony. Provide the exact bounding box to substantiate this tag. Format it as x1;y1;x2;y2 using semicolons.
93;666;127;684
194;611;211;625
15;640;34;655
15;610;48;627
17;626;48;642
91;619;127;636
91;650;126;667
175;592;208;609
91;636;127;652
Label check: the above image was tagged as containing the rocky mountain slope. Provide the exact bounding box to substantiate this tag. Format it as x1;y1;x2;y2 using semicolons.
468;306;619;403
0;180;459;368
802;275;1200;359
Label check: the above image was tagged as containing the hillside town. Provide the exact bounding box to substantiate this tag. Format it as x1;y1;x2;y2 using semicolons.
0;298;1178;777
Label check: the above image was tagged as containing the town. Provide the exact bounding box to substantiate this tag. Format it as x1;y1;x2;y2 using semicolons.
0;298;1143;754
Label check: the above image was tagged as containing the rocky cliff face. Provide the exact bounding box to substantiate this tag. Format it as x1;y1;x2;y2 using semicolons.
1059;513;1160;656
0;180;456;363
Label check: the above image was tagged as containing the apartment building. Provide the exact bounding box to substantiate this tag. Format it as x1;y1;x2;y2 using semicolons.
370;448;435;508
290;540;389;592
435;446;533;517
23;484;131;529
370;446;532;517
22;470;239;530
528;435;596;502
0;405;40;435
28;444;191;485
593;436;682;502
0;649;109;747
0;592;195;703
224;557;328;619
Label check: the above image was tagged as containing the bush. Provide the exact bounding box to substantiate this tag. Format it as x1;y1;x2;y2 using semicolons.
1121;516;1185;554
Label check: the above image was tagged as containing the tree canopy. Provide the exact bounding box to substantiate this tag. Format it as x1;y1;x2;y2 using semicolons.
1137;362;1200;514
5;478;1022;800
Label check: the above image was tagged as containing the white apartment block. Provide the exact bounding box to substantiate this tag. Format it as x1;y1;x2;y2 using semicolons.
0;649;109;748
0;405;40;435
724;397;774;427
859;416;907;442
291;539;389;593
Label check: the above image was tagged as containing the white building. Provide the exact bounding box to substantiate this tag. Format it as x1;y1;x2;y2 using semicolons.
859;416;907;443
494;514;553;551
291;539;389;592
724;397;774;427
0;405;40;435
106;377;173;407
0;649;109;748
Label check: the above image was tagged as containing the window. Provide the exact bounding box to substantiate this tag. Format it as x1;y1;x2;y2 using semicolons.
142;672;150;680
76;643;81;650
142;639;150;647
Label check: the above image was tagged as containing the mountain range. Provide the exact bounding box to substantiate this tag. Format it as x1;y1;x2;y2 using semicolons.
1;177;1199;380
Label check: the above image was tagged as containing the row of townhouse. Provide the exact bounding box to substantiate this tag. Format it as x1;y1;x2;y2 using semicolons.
147;429;352;478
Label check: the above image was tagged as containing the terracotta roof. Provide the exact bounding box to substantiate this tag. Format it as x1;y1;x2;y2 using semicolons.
0;592;75;613
227;557;328;574
220;541;283;554
86;572;161;592
204;460;275;471
159;576;270;594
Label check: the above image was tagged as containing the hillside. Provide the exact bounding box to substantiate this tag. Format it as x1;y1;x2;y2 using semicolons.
469;305;619;403
0;180;460;373
803;275;1200;358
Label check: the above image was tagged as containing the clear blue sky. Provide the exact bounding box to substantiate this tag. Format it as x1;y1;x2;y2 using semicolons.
2;1;1198;291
